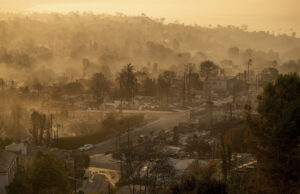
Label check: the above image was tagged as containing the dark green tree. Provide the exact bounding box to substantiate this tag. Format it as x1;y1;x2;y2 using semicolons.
141;77;157;96
260;67;279;86
246;73;300;193
64;81;83;95
90;72;110;106
119;64;137;105
199;60;219;80
6;166;32;194
185;138;211;158
7;152;71;194
158;70;176;104
31;152;70;194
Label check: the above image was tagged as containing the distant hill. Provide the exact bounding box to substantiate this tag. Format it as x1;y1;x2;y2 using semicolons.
0;13;299;81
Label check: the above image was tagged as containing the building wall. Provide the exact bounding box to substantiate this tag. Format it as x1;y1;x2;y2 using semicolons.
0;158;17;194
8;158;17;183
0;173;8;194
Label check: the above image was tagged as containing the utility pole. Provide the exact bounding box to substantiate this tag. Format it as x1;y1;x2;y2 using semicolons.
62;124;64;137
50;114;53;140
256;74;258;94
187;63;193;105
74;158;77;193
207;90;213;129
55;123;60;145
182;72;186;107
247;59;252;82
228;103;233;121
127;120;131;148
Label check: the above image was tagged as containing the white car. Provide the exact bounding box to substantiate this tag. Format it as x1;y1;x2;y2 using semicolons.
79;144;94;151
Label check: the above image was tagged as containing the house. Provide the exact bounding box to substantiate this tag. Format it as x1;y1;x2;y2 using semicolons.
0;150;18;194
5;143;27;155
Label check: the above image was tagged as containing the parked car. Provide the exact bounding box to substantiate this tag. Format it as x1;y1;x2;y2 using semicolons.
79;144;94;151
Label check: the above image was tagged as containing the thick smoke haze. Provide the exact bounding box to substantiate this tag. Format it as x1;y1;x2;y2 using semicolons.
1;0;300;36
0;2;299;194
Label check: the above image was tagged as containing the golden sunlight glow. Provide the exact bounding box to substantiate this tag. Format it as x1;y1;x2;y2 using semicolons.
0;0;300;35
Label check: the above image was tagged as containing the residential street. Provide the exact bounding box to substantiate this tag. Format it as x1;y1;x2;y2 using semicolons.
82;110;190;193
86;110;190;156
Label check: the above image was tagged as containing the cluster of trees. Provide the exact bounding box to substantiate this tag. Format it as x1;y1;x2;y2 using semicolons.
206;73;300;194
0;48;37;69
30;59;286;110
91;72;110;105
7;151;90;194
245;73;300;193
280;59;300;74
114;61;221;106
157;70;176;104
30;111;55;145
0;137;13;148
31;61;221;109
259;67;279;86
184;138;212;158
171;73;300;194
167;161;227;194
0;55;293;109
6;152;71;194
0;49;296;141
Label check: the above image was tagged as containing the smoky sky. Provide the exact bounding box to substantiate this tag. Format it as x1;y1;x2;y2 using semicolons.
1;0;300;36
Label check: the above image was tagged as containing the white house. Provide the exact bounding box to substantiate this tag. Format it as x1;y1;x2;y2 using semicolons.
5;143;27;155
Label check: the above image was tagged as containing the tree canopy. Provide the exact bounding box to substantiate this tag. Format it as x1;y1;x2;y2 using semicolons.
6;151;71;194
246;73;300;193
199;60;219;80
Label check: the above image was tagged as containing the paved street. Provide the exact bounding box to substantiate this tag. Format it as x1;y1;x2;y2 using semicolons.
82;110;190;193
86;110;190;156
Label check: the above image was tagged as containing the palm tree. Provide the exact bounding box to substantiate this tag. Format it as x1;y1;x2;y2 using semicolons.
91;73;110;106
119;64;137;106
158;70;176;104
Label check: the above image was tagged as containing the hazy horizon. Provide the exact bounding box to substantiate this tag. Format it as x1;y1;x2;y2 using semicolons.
0;0;299;37
0;1;299;194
